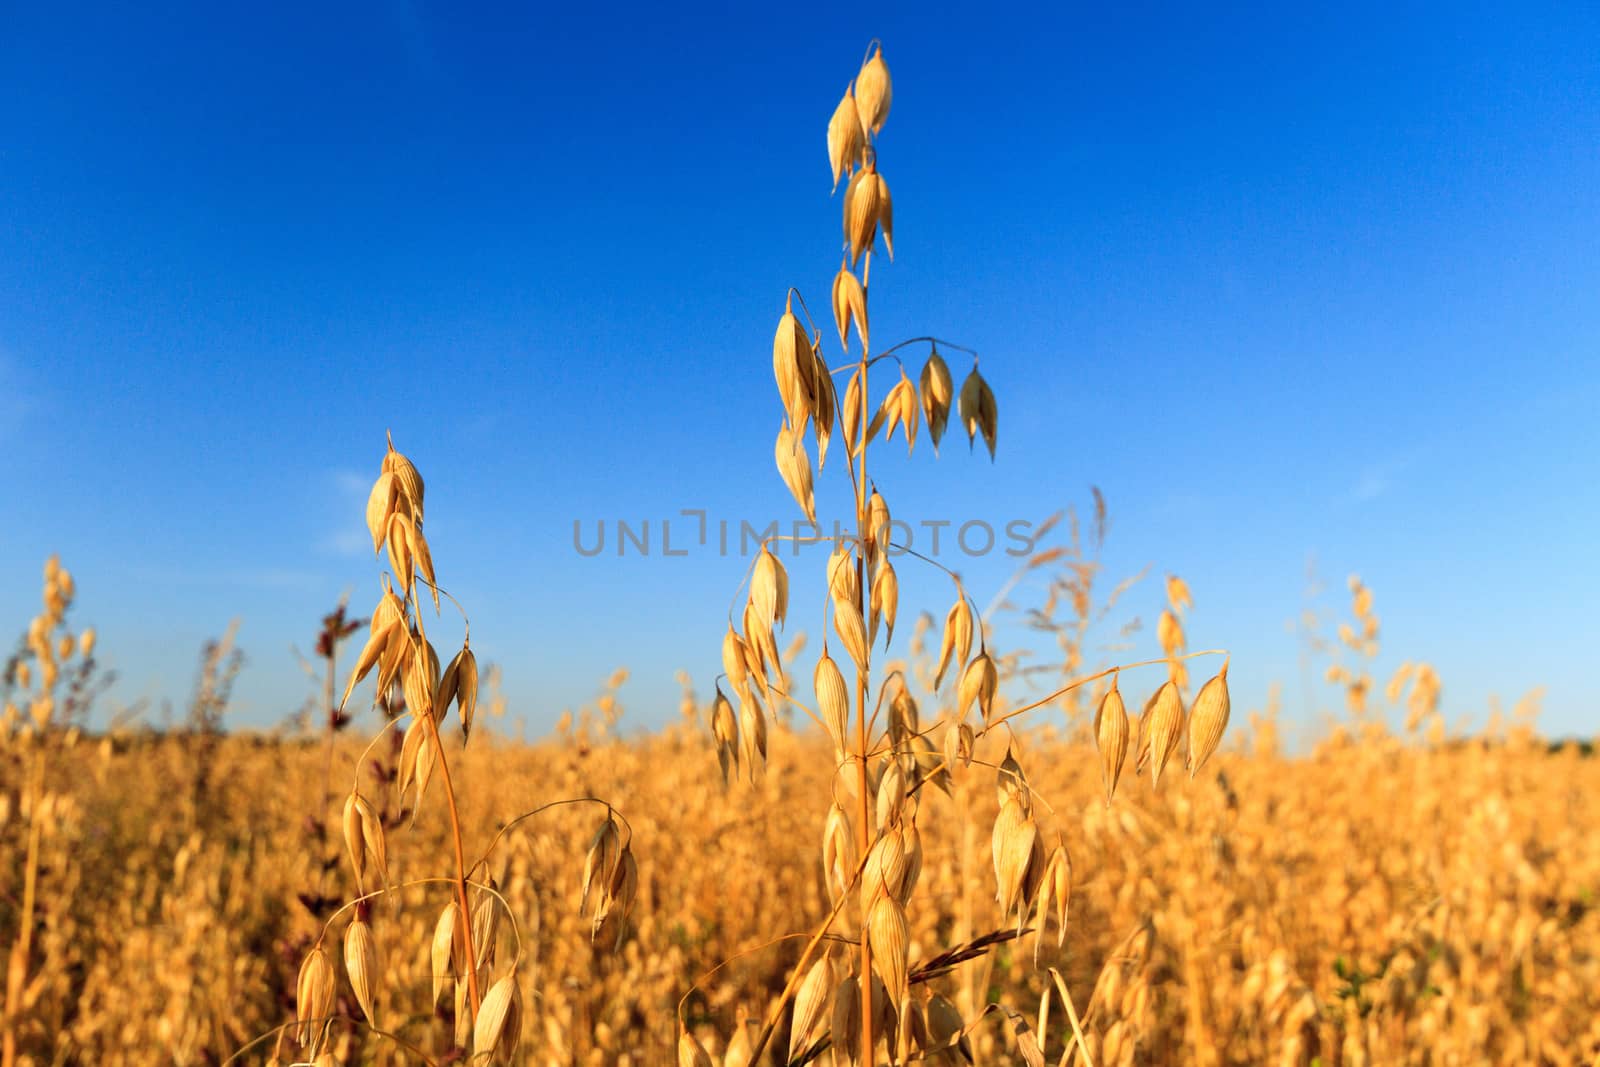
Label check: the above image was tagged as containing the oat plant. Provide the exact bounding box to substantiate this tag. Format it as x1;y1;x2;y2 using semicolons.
686;42;1234;1066
235;436;635;1065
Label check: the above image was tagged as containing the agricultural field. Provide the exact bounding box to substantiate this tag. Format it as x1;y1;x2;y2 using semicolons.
4;9;1597;1067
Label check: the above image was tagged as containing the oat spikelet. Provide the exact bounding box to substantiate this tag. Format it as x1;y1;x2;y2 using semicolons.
832;259;869;353
926;993;973;1063
956;651;998;722
473;974;521;1064
720;625;749;694
341;791;368;884
1146;680;1185;786
773;302;814;436
774;423;817;524
958;365;998;459
740;695;768;782
920;347;954;452
815;648;850;752
344;917;380;1027
843;162;885;267
789;955;836;1063
1094;678;1130;803
751;547;789;630
827;541;859;608
827;86;866;191
294;944;336;1048
1187;660;1231;777
992;796;1037;920
382;438;425;524
430;901;464;1007
822;802;857;902
711;686;739;785
934;596;973;690
869;894;910;1004
365;471;396;554
871;557;899;649
1167;573;1192;612
854;43;892;135
678;1026;713;1067
834;598;870;673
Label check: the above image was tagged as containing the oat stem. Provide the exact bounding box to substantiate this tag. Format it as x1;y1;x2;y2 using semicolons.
417;704;483;1021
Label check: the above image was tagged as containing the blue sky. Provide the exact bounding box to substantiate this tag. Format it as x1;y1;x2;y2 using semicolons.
2;4;1596;737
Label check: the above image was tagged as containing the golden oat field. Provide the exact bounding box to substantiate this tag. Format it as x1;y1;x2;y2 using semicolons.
5;35;1598;1067
3;556;1599;1066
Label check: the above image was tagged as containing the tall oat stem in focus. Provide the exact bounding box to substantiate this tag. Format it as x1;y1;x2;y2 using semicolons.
698;41;1233;1067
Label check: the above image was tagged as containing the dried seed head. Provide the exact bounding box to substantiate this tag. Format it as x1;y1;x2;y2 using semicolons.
773;301;816;436
1157;609;1184;657
473;974;521;1064
992;796;1037;920
832;259;869;353
344;917;380;1027
863;822;910;906
815;649;850;753
875;170;894;260
811;346;837;468
365;471;397;554
752;547;789;630
711;686;739;785
829;971;896;1062
720;625;749;695
581;818;622;915
1146;681;1186;786
944;719;975;770
843;163;885;267
827;542;860;608
1034;844;1073;949
827;86;866;191
870;558;900;651
678;1026;713;1067
956;651;999;723
834;598;870;674
867;488;892;556
888;679;919;744
958;365;998;459
926;992;973;1063
934;596;974;690
1187;660;1231;778
455;648;479;739
1167;574;1193;612
822;802;857;902
920;347;954;452
996;746;1029;810
790;954;837;1063
382;440;425;525
295;944;336;1049
1094;679;1130;804
774;423;817;524
740;695;768;782
875;757;908;829
854;44;892;135
430;901;464;1007
341;791;368;884
869;894;910;1004
471;887;501;969
880;373;919;454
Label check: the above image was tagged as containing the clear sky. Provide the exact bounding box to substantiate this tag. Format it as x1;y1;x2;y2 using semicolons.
2;4;1596;737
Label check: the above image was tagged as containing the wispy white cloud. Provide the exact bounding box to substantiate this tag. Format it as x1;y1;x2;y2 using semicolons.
1345;454;1415;504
